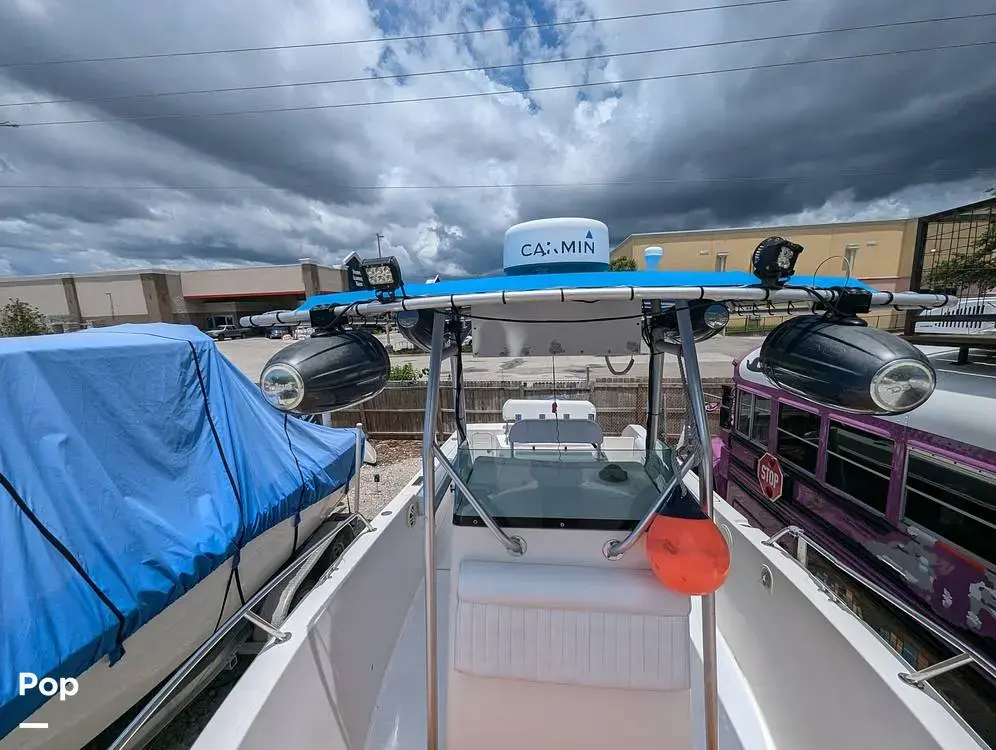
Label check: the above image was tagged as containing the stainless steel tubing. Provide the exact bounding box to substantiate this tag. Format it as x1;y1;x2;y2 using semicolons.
239;289;954;328
432;444;524;556
676;301;720;750
421;312;444;750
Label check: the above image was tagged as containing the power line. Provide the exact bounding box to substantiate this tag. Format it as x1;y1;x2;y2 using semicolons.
10;39;994;128
0;0;788;69
3;10;992;110
1;167;991;192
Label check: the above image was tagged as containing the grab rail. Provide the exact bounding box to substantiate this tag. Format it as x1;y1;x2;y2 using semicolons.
432;444;525;556
763;525;996;686
109;425;372;749
603;450;699;560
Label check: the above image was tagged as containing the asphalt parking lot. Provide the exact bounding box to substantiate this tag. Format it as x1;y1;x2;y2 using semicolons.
217;332;762;383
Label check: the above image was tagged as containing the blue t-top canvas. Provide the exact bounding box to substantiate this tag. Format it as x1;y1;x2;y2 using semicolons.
298;268;872;310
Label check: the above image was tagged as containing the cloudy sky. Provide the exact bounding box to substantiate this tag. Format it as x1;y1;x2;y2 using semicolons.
1;0;994;278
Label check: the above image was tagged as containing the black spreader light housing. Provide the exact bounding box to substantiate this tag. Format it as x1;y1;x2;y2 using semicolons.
259;330;390;414
359;256;404;296
748;315;936;415
751;235;804;289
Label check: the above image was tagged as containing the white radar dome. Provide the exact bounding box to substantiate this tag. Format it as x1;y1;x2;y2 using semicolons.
503;218;610;275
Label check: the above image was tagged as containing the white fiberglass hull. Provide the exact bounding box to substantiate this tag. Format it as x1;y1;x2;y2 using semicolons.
2;492;342;750
190;429;986;750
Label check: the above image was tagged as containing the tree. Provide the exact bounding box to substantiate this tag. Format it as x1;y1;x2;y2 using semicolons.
0;298;51;337
609;256;638;271
389;362;428;381
926;222;996;296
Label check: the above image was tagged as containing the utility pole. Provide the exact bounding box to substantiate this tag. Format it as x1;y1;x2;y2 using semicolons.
375;232;384;258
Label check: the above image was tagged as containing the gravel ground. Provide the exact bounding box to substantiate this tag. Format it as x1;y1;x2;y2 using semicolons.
356;451;423;518
97;439;424;750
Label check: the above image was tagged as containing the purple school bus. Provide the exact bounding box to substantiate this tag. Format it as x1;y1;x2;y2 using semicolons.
715;343;996;740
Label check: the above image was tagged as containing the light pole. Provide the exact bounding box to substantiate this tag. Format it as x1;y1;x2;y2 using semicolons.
106;292;116;321
375;232;384;259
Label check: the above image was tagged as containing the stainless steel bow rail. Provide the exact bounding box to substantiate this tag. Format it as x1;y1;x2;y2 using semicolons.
109;424;373;750
763;525;996;687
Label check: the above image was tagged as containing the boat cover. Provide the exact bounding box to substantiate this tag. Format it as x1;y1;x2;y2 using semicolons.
0;324;361;736
298;268;873;309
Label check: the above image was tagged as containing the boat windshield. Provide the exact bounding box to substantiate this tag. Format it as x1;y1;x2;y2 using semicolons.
452;443;676;531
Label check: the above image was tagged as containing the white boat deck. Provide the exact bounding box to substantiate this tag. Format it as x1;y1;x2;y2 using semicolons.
190;425;988;750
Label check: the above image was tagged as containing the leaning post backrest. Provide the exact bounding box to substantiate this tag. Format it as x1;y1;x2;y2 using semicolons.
507;418;604;449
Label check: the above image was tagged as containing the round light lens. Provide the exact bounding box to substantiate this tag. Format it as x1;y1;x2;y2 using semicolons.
396;310;419;329
870;359;935;413
703;302;730;330
260;363;305;411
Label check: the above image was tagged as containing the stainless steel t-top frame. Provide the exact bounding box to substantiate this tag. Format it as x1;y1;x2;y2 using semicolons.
416;301;723;750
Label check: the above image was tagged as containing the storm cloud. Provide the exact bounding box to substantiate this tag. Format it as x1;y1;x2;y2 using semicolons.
1;0;994;277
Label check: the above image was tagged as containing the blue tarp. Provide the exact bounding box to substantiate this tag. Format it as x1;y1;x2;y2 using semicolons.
299;269;873;310
0;324;360;736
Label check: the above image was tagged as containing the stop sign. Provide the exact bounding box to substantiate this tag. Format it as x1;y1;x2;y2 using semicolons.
757;452;783;502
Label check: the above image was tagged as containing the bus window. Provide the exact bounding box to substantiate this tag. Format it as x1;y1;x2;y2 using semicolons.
719;386;733;430
777;404;820;474
751;397;771;446
736;391;752;436
734;391;770;446
826;421;892;513
903;451;996;564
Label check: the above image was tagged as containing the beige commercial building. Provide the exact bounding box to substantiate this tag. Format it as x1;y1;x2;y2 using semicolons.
611;218;921;330
0;256;358;332
612;218;920;292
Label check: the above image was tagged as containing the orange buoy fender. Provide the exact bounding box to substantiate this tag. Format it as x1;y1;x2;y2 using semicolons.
646;489;730;595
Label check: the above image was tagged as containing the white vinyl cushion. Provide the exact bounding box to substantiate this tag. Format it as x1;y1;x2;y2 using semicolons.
454;560;690;691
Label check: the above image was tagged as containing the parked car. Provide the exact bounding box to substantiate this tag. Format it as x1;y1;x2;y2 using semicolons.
206;324;250;341
297;326;315;339
267;325;294;339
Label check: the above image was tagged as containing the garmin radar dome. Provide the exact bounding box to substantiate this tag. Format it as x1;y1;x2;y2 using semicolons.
503;217;610;275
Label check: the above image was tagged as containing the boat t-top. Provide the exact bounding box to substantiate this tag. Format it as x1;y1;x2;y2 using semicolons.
113;217;990;749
